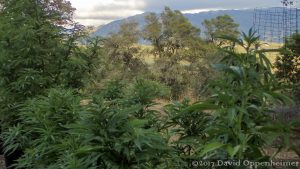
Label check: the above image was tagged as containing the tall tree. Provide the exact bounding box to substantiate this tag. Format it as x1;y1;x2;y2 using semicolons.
118;21;140;44
143;7;217;98
143;13;163;57
143;7;201;58
203;15;240;46
0;0;87;129
161;7;200;56
104;21;146;76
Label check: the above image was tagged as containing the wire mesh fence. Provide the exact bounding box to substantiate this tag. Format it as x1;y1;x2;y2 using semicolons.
254;0;300;43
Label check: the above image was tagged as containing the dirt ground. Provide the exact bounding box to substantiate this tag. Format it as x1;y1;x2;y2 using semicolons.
0;155;5;169
264;148;299;160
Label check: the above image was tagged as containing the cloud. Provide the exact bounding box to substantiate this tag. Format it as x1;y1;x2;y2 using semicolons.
182;8;225;14
71;0;145;26
74;8;144;25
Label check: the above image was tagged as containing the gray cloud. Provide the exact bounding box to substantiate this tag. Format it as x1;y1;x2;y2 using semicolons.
72;0;144;26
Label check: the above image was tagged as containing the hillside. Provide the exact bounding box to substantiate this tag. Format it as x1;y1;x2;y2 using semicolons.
93;8;255;38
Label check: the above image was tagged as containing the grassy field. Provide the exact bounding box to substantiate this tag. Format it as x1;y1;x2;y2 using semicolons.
139;42;284;66
236;41;283;63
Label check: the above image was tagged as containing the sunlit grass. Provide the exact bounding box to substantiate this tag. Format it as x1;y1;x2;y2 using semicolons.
235;41;283;64
139;41;284;66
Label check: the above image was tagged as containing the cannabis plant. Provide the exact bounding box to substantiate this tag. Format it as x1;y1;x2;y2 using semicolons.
170;29;297;162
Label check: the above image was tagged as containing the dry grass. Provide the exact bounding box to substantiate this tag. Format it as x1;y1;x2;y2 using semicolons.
235;41;283;64
139;42;284;67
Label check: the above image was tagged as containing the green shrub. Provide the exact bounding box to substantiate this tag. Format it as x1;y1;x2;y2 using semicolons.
163;99;214;160
2;85;177;168
275;33;300;101
163;30;298;162
125;79;170;105
1;88;82;168
190;30;296;160
101;80;125;101
0;0;92;130
67;96;174;169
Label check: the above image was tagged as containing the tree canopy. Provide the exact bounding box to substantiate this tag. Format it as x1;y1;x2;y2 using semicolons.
203;14;240;46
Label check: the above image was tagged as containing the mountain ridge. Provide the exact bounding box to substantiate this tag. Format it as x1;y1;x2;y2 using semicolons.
92;8;280;39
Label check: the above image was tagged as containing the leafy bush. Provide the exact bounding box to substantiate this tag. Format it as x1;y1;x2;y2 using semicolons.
101;80;125;101
121;79;171;130
163;99;214;160
179;29;297;160
157;30;299;164
125;79;170;105
1;88;82;168
275;33;300;101
67;96;173;169
0;0;92;130
1;81;176;168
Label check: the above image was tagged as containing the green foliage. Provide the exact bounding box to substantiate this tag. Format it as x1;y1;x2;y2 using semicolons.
1;1;298;168
153;58;190;99
1;88;82;168
275;33;300;101
161;7;200;45
200;30;294;159
101;80;125;101
163;99;214;158
68;97;173;169
143;7;219;99
87;7;219;100
203;15;240;46
0;0;93;129
143;13;163;56
163;29;296;162
103;21;147;77
1;84;176;169
125;79;170;106
123;79;171;126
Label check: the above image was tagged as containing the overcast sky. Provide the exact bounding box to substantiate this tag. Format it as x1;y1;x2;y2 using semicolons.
70;0;282;26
